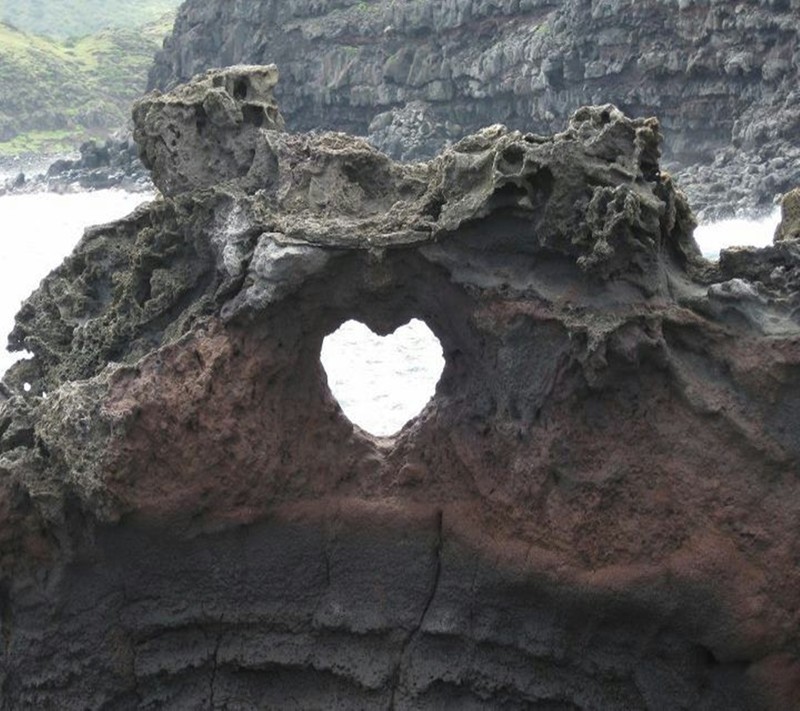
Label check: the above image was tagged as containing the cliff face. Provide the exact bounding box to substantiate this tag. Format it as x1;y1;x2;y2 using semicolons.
1;66;800;708
148;0;800;219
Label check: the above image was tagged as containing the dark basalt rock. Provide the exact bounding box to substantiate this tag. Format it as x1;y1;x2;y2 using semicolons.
148;0;800;220
1;66;799;709
1;134;153;195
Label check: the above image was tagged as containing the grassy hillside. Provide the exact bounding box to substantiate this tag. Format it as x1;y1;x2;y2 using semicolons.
0;15;174;155
0;0;180;39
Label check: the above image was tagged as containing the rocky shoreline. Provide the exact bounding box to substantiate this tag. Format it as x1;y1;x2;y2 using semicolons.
0;135;153;196
0;65;798;708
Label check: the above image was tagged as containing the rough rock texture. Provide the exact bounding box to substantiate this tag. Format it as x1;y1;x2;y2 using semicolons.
1;66;800;709
775;187;800;242
148;0;800;220
134;64;285;197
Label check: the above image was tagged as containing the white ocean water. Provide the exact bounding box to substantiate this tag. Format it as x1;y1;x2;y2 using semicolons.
0;191;783;434
694;210;781;259
321;319;445;436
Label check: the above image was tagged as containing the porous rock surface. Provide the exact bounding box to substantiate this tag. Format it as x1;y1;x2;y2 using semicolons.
775;187;800;242
148;0;800;220
1;66;800;709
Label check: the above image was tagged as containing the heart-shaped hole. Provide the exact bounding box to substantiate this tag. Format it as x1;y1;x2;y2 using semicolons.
320;318;445;436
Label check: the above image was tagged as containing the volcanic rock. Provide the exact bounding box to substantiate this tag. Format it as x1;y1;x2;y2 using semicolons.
148;0;800;220
1;65;799;709
775;187;800;242
134;64;285;197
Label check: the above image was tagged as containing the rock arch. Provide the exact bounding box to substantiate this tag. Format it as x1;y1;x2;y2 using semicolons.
1;67;799;708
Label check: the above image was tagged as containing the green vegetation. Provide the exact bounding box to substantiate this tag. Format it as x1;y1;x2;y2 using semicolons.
355;1;381;14
0;0;180;39
0;14;175;155
0;129;75;156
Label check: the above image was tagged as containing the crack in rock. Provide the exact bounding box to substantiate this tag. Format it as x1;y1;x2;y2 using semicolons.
390;508;443;709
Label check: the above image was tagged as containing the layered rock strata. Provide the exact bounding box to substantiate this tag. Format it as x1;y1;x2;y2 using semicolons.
1;66;800;709
148;0;800;219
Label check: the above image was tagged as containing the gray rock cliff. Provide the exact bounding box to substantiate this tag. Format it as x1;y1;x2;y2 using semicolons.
149;0;800;219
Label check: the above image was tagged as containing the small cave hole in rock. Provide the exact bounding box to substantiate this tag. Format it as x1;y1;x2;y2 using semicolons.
242;104;265;127
195;105;208;136
320;319;445;437
501;145;525;168
233;78;249;100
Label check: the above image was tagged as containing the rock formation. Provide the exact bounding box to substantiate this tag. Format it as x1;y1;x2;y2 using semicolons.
1;65;799;709
775;187;800;242
148;0;800;220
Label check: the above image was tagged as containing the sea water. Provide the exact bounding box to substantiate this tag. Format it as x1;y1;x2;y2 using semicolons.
694;211;780;258
321;319;445;436
0;190;782;434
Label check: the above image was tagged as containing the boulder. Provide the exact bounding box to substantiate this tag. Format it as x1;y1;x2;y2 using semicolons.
775;187;800;242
